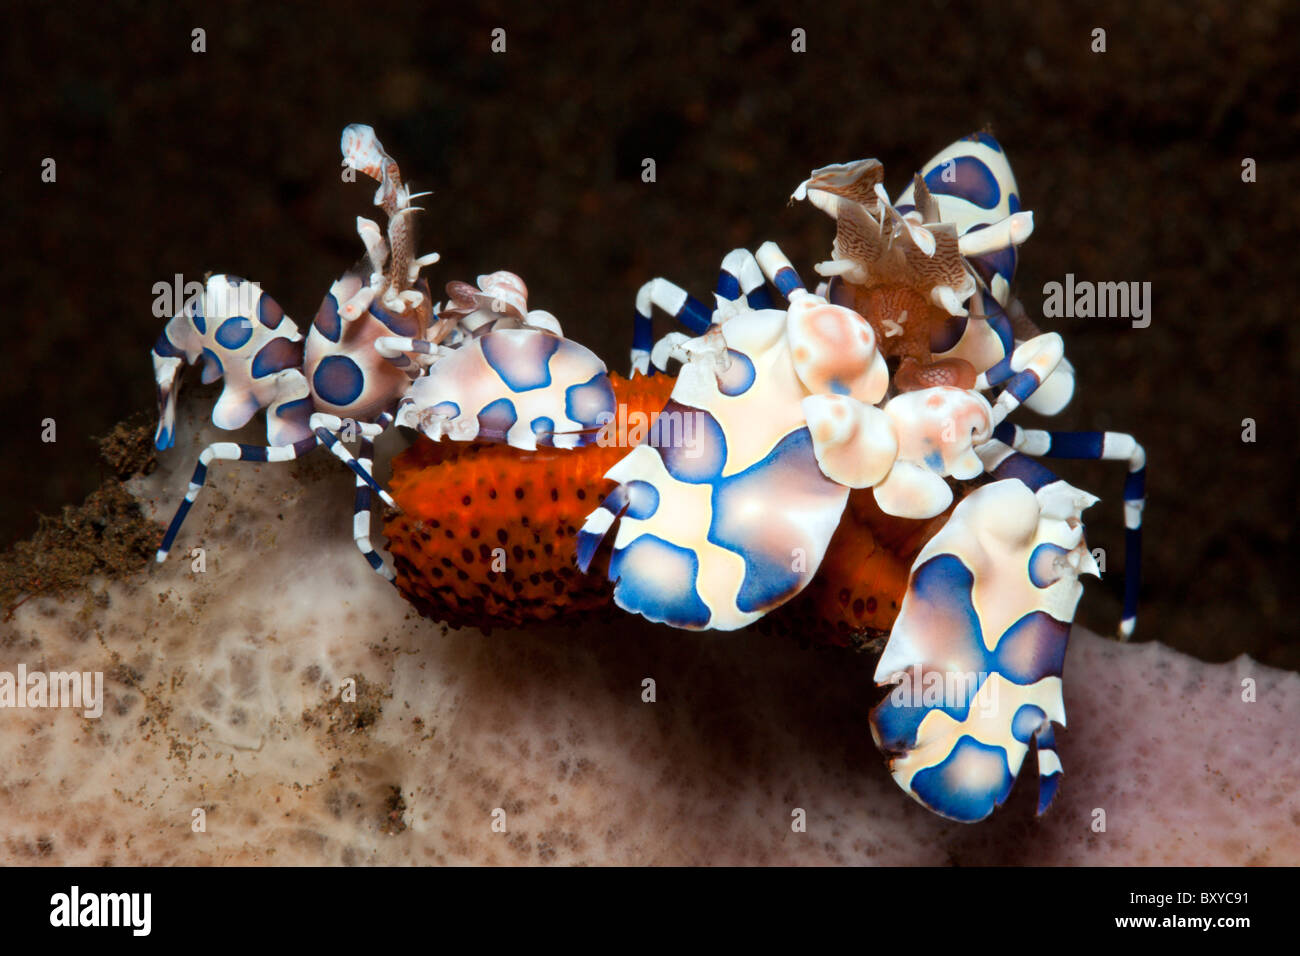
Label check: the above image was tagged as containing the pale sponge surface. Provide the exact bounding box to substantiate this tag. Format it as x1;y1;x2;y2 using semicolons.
2;408;1297;865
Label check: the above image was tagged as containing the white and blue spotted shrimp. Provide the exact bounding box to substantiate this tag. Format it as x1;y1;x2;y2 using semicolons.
573;244;993;630
795;132;1146;819
152;120;620;584
151;124;441;576
572;153;1025;629
895;132;1076;414
333;271;619;575
795;131;1145;635
371;270;616;453
577;133;1145;822
868;473;1097;821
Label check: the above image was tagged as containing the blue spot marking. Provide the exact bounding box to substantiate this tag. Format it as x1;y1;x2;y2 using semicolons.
924;156;1000;209
153;329;184;359
602;480;660;522
481;332;561;391
531;416;555;445
251;336;304;378
313;355;365;407
924;450;943;471
912;736;1014;823
584;479;663;573
1008;192;1020;213
746;286;774;310
565;372;617;432
610;535;711;628
623;480;660;520
716;349;756;396
240;444;268;462
871;687;933;757
870;556;987;750
215;317;254;350
258;293;285;329
476;397;518;442
708;428;841;614
911;555;978;622
274;397;312;431
874;552;1072;758
994;611;1070;684
314;293;342;343
432;401;460;419
1012;704;1048;743
653;401;727;483
895;203;916;217
200;347;224;384
191;296;206;335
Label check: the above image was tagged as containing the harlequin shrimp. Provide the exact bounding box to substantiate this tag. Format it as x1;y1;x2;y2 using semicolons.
151;125;1147;825
566;132;1146;821
150;125;614;578
151;124;435;572
378;250;939;637
373;270;616;453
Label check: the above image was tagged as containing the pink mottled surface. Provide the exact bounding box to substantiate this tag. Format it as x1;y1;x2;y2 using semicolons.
1;412;1296;865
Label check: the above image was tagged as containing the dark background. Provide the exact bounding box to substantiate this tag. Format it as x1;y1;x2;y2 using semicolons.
2;0;1296;668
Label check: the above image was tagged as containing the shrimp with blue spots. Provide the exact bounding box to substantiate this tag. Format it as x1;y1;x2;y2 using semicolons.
151;125;442;578
371;271;617;452
869;471;1099;821
789;133;1145;819
576;246;993;630
795;131;1075;411
152;275;311;452
793;132;1141;627
579;133;1144;823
